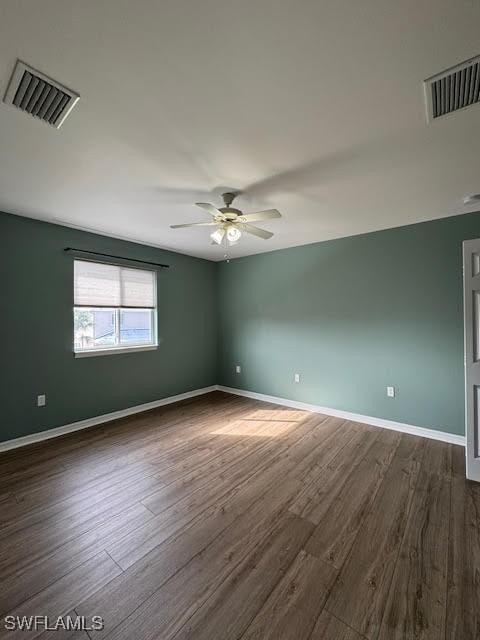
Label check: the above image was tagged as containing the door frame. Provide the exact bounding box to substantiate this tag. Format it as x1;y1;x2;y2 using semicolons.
463;238;480;481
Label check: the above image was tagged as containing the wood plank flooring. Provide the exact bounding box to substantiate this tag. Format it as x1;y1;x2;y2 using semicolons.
0;391;477;639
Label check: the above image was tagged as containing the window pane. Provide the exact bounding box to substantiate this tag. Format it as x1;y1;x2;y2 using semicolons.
119;309;153;345
74;307;116;350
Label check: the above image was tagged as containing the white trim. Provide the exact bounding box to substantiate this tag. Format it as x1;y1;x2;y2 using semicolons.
463;238;480;481
74;344;158;358
2;383;466;454
217;385;466;447
0;386;217;453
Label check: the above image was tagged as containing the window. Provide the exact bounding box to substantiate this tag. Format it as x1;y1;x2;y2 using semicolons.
73;260;157;356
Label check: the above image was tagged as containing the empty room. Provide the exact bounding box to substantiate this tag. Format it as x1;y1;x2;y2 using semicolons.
1;1;480;639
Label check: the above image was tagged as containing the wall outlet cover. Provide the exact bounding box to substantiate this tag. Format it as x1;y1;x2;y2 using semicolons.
37;394;46;407
235;365;241;374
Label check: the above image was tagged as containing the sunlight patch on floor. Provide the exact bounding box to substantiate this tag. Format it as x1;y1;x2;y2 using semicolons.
245;408;306;421
211;420;296;437
211;409;307;437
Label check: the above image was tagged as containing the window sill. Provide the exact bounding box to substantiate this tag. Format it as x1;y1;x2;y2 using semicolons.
74;345;158;358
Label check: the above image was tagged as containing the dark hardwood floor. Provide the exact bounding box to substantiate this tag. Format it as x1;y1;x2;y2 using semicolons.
0;391;477;639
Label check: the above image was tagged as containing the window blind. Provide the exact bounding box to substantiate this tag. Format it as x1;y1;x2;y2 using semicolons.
74;260;155;308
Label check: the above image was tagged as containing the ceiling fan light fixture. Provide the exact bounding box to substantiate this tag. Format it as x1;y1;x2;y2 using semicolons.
210;228;226;244
226;225;242;242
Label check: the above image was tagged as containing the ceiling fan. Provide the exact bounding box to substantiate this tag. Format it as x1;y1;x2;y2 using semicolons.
170;192;281;245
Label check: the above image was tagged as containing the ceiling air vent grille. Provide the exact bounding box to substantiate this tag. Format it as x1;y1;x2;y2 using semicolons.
3;60;80;128
424;55;480;121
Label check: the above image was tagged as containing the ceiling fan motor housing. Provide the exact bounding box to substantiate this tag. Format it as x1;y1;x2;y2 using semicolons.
219;206;241;221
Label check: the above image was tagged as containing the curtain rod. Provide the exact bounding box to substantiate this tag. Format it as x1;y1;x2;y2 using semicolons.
64;247;169;269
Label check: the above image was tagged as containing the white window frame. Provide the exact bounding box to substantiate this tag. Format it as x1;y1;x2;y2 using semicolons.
73;261;158;358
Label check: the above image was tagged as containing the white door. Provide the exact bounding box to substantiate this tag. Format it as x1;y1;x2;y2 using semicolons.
464;239;480;481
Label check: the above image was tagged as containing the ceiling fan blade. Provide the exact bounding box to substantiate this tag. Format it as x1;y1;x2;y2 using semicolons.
196;202;225;219
170;221;220;228
238;209;281;223
210;228;226;244
238;223;274;240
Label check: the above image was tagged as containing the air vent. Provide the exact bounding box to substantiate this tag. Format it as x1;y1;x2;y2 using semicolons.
424;55;480;121
3;60;80;128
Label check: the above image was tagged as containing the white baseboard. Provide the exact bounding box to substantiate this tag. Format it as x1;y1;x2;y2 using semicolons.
0;385;217;453
2;383;465;453
217;385;466;447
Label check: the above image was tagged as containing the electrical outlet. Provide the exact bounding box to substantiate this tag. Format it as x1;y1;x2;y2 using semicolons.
37;394;46;407
235;365;241;374
294;373;300;383
386;386;395;398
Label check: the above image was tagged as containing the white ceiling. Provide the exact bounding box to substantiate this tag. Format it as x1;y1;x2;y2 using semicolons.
0;0;479;261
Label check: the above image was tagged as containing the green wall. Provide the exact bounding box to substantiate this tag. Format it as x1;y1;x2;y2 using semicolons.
0;211;217;441
218;212;480;436
3;209;480;442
